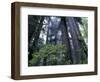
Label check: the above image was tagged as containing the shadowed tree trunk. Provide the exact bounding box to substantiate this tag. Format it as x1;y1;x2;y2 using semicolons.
74;18;88;62
58;17;73;64
28;16;45;61
66;17;87;64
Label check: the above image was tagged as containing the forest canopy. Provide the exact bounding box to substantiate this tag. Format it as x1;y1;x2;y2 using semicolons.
28;15;88;66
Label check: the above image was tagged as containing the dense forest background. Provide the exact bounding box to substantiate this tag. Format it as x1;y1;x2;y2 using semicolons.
28;15;88;66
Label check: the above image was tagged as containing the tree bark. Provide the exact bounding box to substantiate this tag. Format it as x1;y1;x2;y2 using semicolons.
66;17;82;64
58;17;72;64
28;17;45;60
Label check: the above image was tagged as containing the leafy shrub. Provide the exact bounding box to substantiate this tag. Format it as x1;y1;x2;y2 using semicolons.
29;44;67;66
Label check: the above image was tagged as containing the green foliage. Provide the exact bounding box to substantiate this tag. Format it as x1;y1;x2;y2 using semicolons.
80;54;88;64
29;44;67;66
28;52;40;66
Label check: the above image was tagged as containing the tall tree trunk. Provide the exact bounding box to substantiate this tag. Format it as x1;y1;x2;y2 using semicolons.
28;17;45;61
73;18;88;63
66;17;87;64
58;17;72;64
